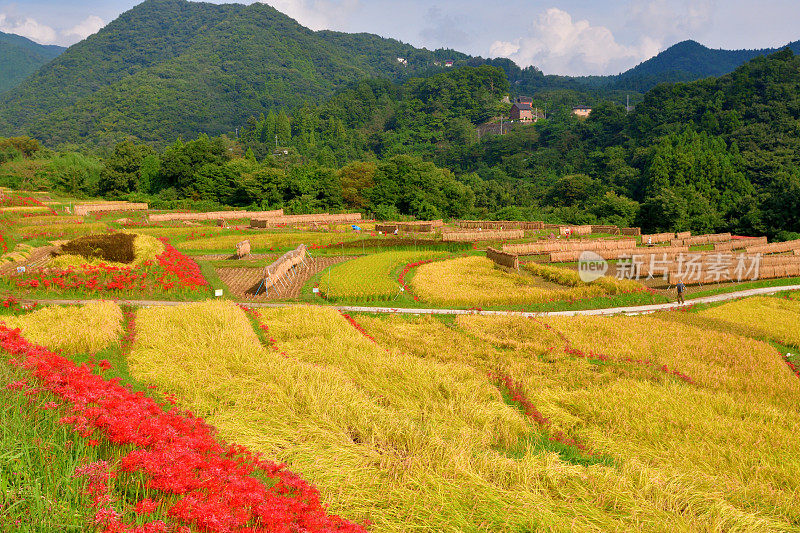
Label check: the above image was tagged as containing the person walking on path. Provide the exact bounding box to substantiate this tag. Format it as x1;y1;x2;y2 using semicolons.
676;279;686;304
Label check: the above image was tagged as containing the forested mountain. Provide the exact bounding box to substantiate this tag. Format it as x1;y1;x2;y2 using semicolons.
468;50;800;237
0;0;467;146
1;0;795;148
230;50;800;237
609;39;800;92
0;31;63;95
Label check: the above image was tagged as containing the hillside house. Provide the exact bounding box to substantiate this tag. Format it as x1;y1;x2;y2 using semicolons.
510;102;534;123
509;98;543;123
444;60;454;67
572;105;592;118
396;57;407;66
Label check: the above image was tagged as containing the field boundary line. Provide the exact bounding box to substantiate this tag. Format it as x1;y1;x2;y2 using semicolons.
15;284;800;317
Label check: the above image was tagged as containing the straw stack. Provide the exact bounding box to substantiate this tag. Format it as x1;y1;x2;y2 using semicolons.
486;247;519;269
75;202;149;216
151;209;283;223
442;229;524;242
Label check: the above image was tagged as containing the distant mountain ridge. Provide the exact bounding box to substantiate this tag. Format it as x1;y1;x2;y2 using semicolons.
610;39;800;91
0;31;64;94
0;0;467;146
506;39;800;98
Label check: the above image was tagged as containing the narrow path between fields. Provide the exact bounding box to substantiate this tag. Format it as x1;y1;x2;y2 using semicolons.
17;284;800;317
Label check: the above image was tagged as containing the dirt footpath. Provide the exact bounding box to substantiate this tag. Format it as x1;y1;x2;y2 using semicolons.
216;256;352;300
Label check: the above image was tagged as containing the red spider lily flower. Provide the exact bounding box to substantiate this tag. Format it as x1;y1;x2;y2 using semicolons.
134;498;160;516
0;325;367;533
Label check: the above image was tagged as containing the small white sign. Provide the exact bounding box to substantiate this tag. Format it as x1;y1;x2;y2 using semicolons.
312;287;320;294
16;266;26;274
214;289;224;297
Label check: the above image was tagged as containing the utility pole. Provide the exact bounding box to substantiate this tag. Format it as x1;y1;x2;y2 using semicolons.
275;134;279;149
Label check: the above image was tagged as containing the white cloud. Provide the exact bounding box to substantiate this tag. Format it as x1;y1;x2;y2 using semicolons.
490;7;662;75
0;13;58;44
626;0;716;44
419;6;472;49
63;15;105;41
260;0;360;31
0;11;105;45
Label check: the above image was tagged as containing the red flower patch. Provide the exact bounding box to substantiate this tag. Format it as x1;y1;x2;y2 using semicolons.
0;325;366;532
15;239;207;295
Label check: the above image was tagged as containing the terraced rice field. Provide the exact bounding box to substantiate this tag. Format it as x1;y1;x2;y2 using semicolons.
1;301;358;532
0;206;51;214
16;221;107;238
116;301;800;532
2;186;800;532
2;300;123;354
175;231;362;252
357;312;800;531
411;256;647;307
698;296;800;348
48;232;165;268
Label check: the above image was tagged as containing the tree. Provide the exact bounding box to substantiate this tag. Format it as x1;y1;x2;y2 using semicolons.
158;135;229;195
369;155;474;219
591;191;640;227
545;174;603;207
0;136;40;158
98;140;156;196
339;161;376;210
763;169;800;236
276;111;292;146
138;154;160;194
638;189;689;232
48;153;104;196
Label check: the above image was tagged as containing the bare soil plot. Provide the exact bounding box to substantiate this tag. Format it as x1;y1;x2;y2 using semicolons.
0;246;57;276
194;253;279;261
217;256;352;300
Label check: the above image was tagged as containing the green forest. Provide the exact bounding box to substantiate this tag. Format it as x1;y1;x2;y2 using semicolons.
2;49;799;239
0;31;63;95
0;0;470;146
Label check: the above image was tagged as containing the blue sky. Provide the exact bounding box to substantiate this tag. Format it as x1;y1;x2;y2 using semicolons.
1;0;798;75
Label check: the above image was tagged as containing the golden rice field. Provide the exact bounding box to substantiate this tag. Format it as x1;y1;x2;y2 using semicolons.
7;214;82;226
699;296;800;348
2;301;123;354
128;302;536;531
0;206;51;214
15;221;107;238
523;262;646;294
132;226;228;240
174;230;362;251
124;301;800;532
412;256;622;307
49;232;165;268
358;313;800;531
0;243;34;265
318;250;448;300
